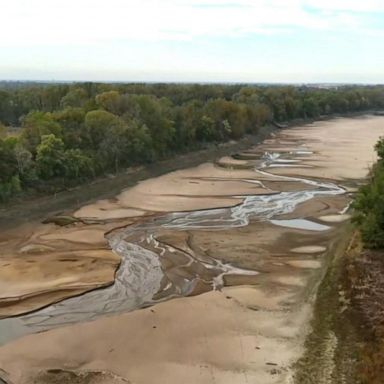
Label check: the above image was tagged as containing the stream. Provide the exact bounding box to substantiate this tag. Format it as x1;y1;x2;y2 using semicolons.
0;150;346;344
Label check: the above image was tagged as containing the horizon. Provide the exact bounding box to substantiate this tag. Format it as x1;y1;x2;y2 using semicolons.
1;79;383;86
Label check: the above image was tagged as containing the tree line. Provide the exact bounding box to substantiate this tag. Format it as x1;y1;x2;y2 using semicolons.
353;138;384;248
1;82;384;202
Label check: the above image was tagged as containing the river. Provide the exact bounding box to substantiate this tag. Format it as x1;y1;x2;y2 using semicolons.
0;116;383;384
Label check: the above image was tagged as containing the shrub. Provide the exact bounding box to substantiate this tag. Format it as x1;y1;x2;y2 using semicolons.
353;138;384;249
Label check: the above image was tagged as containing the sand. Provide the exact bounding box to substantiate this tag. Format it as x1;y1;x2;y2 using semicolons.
264;117;383;181
0;222;121;317
0;290;309;384
318;214;352;223
102;163;277;213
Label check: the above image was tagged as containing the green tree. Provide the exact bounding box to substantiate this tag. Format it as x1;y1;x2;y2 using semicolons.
0;139;18;183
128;95;175;156
375;138;384;160
0;122;7;139
353;138;384;248
84;110;122;149
21;111;62;154
36;134;66;179
60;87;88;108
63;149;94;179
197;115;216;141
14;144;32;171
96;91;122;115
302;97;320;118
120;118;154;163
0;138;21;201
53;107;86;148
173;100;203;148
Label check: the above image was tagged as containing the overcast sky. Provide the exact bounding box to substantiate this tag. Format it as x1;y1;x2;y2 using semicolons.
0;0;383;83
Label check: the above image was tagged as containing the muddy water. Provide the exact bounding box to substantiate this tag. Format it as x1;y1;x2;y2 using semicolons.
0;149;346;343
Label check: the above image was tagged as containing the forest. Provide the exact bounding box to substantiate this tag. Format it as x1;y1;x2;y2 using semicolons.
1;82;384;202
353;137;384;248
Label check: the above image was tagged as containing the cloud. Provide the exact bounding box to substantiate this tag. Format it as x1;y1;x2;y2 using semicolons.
0;0;378;47
303;0;384;13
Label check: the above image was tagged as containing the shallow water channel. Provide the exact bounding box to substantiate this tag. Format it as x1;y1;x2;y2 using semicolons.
0;151;346;344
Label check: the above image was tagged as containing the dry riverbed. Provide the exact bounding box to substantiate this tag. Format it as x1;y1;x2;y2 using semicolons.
0;116;383;384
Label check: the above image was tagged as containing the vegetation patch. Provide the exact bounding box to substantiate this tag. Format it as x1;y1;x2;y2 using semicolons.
353;138;384;248
344;240;384;383
33;369;130;384
1;83;384;202
293;228;359;384
295;137;384;383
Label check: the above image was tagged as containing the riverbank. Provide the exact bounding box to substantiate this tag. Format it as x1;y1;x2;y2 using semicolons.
1;115;383;384
292;225;356;383
0;126;274;231
0;111;372;231
293;230;384;384
293;127;384;384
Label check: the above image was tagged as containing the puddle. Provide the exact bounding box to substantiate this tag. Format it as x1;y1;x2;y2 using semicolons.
291;150;314;155
340;202;352;214
269;164;312;168
270;219;331;231
274;159;300;163
290;245;327;254
318;214;351;223
287;260;322;269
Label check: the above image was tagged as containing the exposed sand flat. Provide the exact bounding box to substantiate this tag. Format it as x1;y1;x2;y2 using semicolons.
216;155;255;168
0;249;119;318
74;203;148;220
152;221;332;299
40;228;107;244
273;195;350;220
0;222;121;317
286;260;322;269
266;116;383;181
318;214;352;223
114;163;275;212
261;180;313;192
73;163;278;219
117;194;243;212
290;245;327;254
1;116;384;384
0;290;309;384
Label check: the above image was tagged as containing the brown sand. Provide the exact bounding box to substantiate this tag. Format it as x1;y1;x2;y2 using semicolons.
265;116;383;181
318;214;352;223
102;163;276;214
0;222;121;317
0;290;310;384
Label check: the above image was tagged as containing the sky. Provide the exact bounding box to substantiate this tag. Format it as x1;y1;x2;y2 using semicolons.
0;0;383;83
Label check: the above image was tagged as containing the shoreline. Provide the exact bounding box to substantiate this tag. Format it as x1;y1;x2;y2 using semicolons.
0;128;274;231
0;111;374;231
